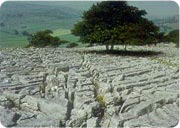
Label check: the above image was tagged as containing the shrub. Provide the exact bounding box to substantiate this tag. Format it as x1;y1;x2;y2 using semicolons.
66;43;78;48
27;30;68;47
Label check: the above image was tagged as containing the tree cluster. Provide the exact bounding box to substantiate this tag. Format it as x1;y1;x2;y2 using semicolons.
27;30;68;47
72;1;160;50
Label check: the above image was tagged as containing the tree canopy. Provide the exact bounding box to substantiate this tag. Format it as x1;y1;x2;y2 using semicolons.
166;29;179;47
71;1;160;50
27;30;68;47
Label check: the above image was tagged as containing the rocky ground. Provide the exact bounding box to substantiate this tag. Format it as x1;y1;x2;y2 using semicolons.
0;43;179;127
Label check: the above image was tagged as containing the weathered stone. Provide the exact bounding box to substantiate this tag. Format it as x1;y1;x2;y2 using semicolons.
20;95;68;120
119;112;137;121
87;117;98;128
0;106;21;127
16;115;60;127
112;75;125;85
123;114;150;127
98;82;112;95
20;96;40;112
106;105;116;116
101;118;111;127
74;93;94;108
55;64;69;72
0;95;14;108
109;114;120;128
103;93;114;105
3;92;25;108
46;75;59;87
121;97;140;112
81;102;99;118
16;111;36;124
67;109;87;127
15;75;42;84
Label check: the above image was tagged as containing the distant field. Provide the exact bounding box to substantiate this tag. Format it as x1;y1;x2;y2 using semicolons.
52;29;86;47
0;31;82;48
0;1;82;48
0;27;82;48
0;18;81;48
0;31;28;47
52;29;71;37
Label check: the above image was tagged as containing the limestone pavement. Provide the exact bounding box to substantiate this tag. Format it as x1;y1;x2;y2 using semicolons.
0;44;179;127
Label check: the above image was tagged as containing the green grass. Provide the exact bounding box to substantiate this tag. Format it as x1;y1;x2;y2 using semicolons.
51;28;87;47
0;31;28;48
0;1;82;48
0;18;81;48
0;2;83;48
58;34;79;43
0;28;84;48
52;28;70;37
0;38;28;48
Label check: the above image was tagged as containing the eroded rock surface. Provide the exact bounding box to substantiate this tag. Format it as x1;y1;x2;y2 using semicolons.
0;44;179;127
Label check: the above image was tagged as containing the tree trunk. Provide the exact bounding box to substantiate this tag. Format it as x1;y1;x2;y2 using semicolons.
106;44;110;51
121;40;126;51
110;44;114;50
124;44;127;51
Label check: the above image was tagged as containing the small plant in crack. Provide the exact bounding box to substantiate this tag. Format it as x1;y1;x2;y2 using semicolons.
96;95;106;108
92;95;106;118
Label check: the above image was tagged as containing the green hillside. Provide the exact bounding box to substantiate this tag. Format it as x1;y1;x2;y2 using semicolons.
152;15;179;33
0;1;82;48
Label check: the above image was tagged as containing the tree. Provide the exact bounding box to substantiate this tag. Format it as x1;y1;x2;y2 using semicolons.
27;30;68;47
155;32;166;45
167;29;179;47
22;31;30;36
14;29;19;35
71;1;159;50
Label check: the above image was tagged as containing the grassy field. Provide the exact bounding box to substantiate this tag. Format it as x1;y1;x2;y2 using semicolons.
52;28;87;47
0;27;81;48
0;26;83;48
0;30;82;48
52;28;71;37
0;1;82;48
52;29;79;42
0;30;28;47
